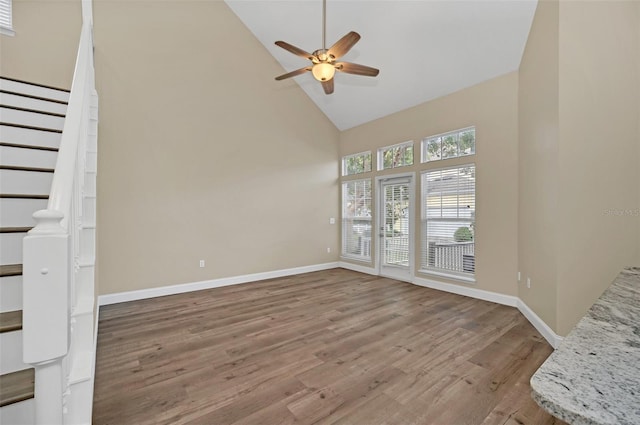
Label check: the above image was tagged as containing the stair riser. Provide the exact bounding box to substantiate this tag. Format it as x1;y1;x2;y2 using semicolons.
0;145;58;169
0;92;67;115
0;330;29;375
0;79;69;103
0;398;34;424
0;125;61;150
0;275;21;313
0;233;25;265
0;169;53;195
0;107;65;132
0;198;48;228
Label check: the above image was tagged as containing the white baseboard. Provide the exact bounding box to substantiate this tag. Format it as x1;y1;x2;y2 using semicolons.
338;261;377;276
413;276;519;307
517;299;564;349
98;262;339;306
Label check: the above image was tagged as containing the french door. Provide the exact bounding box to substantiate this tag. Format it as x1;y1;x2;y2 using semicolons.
377;174;414;282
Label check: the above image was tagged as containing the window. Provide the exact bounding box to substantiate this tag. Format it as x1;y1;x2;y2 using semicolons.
421;165;475;278
342;179;372;261
422;127;475;163
342;151;372;176
378;141;413;170
0;0;14;36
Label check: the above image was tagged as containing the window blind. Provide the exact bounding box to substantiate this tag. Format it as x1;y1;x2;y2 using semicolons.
342;179;372;260
0;0;13;34
421;165;475;275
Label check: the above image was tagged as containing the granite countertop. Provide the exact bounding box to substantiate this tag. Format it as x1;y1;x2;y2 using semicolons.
530;267;640;425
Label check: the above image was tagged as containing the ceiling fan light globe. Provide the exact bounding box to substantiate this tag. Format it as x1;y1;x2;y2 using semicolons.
312;62;336;82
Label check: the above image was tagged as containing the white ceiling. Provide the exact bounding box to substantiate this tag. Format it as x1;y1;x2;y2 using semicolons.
225;0;538;131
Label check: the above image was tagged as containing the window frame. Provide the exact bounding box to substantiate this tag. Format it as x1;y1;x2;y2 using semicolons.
341;178;373;262
419;163;476;282
421;126;476;163
342;151;372;177
377;140;414;171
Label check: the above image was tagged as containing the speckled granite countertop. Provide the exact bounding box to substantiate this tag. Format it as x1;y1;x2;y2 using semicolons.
530;267;640;425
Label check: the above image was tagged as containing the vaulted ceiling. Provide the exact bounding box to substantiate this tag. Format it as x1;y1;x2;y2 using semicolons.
225;0;538;131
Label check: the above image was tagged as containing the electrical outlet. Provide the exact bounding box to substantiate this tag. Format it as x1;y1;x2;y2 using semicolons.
199;260;205;268
518;271;521;282
327;247;331;253
329;217;336;224
527;277;531;289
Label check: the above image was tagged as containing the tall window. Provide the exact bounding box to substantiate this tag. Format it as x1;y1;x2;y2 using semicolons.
422;127;475;163
421;165;476;277
342;179;372;261
378;141;413;170
0;0;13;36
342;151;372;176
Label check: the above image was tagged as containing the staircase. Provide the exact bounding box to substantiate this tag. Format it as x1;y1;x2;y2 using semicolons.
0;76;68;424
0;2;98;422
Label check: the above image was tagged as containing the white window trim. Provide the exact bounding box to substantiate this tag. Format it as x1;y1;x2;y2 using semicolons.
418;268;477;284
341;178;373;263
421;126;475;163
377;140;414;171
0;0;14;36
420;163;476;281
341;150;372;177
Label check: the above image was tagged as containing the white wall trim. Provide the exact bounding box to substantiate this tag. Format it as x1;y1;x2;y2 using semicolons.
413;276;518;307
98;262;339;306
339;261;377;276
517;299;564;349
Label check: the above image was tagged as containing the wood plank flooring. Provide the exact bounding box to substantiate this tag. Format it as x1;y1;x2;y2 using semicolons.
93;269;566;425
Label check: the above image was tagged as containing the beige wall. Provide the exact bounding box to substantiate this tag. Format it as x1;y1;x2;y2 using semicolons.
93;1;340;294
0;0;81;88
340;72;519;296
518;0;640;335
518;0;560;332
556;0;640;335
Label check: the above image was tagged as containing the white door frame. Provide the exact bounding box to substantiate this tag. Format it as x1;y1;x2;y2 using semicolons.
375;172;415;282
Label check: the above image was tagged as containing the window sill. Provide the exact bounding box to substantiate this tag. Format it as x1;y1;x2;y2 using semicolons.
418;269;476;284
340;255;372;264
0;27;15;36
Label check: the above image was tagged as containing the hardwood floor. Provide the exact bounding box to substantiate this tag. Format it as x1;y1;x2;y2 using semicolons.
93;268;566;425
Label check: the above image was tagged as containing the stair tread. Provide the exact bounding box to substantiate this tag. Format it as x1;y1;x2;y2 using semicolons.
1;76;71;93
0;104;66;118
0;165;55;173
0;368;35;407
0;310;22;333
0;226;32;233
0;122;63;134
0;194;49;199
0;89;69;106
0;142;59;152
0;264;22;277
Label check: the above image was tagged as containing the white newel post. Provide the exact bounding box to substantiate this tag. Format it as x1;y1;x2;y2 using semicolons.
23;210;70;425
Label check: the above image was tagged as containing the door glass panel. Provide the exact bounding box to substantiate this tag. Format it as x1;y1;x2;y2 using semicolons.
382;183;410;268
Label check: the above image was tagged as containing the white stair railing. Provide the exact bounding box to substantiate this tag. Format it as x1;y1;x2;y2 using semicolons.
22;0;98;423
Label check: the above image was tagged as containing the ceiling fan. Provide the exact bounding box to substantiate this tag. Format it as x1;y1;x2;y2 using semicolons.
274;0;379;95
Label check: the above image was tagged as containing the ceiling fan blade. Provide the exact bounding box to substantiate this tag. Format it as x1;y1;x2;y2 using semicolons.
275;41;315;61
335;62;380;77
321;79;334;95
275;67;311;81
327;31;360;59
